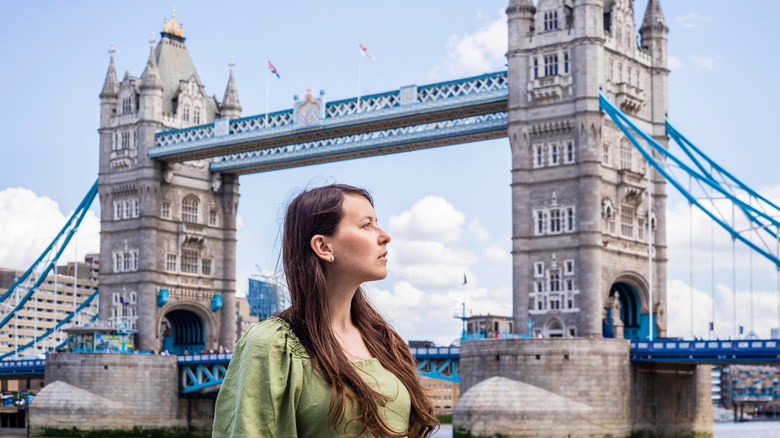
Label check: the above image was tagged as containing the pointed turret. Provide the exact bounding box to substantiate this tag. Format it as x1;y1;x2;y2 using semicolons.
139;35;163;122
100;43;119;99
640;0;667;34
219;57;241;120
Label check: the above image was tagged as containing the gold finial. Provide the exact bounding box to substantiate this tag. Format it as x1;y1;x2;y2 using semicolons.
163;5;184;37
305;83;312;100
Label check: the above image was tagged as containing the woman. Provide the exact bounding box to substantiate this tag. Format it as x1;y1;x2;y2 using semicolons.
213;184;437;437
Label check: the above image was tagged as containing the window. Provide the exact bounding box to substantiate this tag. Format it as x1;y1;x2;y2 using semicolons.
564;52;569;74
113;201;122;220
181;249;199;274
621;206;634;237
209;209;218;226
566;207;575;232
202;258;212;276
564;260;574;275
130;292;136;304
564;140;575;163
638;219;645;240
533;144;544;168
161;201;171;219
538;300;544;310
121;132;130;150
549;143;559;165
549;209;561;233
536;210;546;235
114;253;123;272
166;254;177;272
534;262;545;278
544;11;559;31
132;199;139;218
193;108;201;124
549;270;560;292
182;196;199;223
122;251;131;272
122;98;131;114
533;58;539;79
544;54;559;77
566;279;574;291
112;293;119;305
620;140;633;170
182;106;190;122
124;200;132;219
602;144;610;166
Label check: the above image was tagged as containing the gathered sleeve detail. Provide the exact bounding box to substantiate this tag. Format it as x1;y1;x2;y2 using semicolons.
213;317;308;438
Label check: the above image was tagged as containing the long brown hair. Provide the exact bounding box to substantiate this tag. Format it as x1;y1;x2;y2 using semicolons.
279;184;437;437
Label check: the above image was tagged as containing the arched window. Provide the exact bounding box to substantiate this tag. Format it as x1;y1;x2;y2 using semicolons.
182;105;190;122
193;107;201;124
619;139;633;170
182;196;199;223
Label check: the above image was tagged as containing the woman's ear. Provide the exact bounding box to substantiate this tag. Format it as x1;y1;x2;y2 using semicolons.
310;234;334;262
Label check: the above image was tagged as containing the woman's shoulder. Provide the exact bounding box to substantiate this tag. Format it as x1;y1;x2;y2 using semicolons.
236;316;309;359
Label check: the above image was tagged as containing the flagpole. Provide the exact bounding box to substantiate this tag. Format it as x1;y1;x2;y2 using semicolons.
265;68;270;129
357;56;362;113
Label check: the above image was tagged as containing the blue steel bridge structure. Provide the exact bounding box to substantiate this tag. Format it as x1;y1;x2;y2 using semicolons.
1;68;779;394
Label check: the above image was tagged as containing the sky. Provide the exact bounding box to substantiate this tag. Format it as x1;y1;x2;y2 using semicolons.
0;1;779;345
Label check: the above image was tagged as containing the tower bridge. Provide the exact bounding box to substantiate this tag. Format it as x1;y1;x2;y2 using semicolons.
2;0;780;436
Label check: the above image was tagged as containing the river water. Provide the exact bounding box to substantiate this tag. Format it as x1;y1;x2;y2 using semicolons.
430;421;780;437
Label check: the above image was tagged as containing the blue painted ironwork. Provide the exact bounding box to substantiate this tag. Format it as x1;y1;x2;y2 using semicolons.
0;290;100;360
157;288;169;307
210;112;507;174
150;71;508;163
630;340;780;363
0;359;45;377
178;353;231;394
599;92;780;268
211;293;222;312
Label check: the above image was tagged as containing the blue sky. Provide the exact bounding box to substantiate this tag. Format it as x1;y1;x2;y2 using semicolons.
0;1;779;344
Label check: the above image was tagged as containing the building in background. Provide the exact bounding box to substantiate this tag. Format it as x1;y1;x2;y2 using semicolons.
718;364;779;414
235;296;258;341
465;314;514;339
247;278;283;321
420;375;459;416
0;254;100;356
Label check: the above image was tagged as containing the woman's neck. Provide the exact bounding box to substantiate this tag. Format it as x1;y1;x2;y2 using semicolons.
324;273;360;333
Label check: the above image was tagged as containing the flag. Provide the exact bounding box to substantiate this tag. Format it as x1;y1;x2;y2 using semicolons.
268;61;280;79
462;273;467;286
359;44;375;61
119;296;129;305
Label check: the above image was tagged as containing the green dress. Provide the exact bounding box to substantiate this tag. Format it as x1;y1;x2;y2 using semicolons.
212;317;412;437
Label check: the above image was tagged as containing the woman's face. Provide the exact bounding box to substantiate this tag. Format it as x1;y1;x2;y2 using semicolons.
328;194;391;283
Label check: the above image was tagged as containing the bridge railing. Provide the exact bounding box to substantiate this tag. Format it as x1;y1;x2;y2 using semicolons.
631;339;780;363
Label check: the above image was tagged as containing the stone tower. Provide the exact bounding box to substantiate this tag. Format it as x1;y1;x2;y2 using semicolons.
97;9;240;352
507;0;668;339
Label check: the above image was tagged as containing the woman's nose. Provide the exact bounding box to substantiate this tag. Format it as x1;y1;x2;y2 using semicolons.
378;227;391;244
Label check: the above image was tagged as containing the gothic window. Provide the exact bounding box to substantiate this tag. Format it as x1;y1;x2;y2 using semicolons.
122;98;131;115
621;206;634;238
638;219;645;240
113;201;122;220
564;140;575;163
566;279;574;291
130;292;136;304
182;196;199;223
181;249;199;274
535;210;546;235
603;144;611;166
544;54;559;76
112;293;119;305
121;132;130;150
533;144;544;168
202;258;212;276
122;251;131;271
564;52;569;74
549;209;561;233
132;199;139;218
549;143;559;165
533;58;539;79
114;253;122;272
182;105;190;122
565;207;575;232
166;254;177;272
564;260;574;275
193;108;201;124
620;140;632;170
549;270;561;292
124;200;132;219
538;300;544;310
544;11;559;31
534;262;545;278
161;200;171;219
209;209;218;226
535;281;544;293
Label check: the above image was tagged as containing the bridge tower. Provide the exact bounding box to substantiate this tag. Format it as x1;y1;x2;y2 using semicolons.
508;0;668;339
97;11;239;353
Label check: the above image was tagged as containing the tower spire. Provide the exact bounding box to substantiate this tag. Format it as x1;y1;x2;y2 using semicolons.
640;0;667;34
100;43;119;99
220;56;241;119
140;35;163;91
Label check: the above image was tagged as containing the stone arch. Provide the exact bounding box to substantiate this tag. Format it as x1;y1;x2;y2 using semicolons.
155;301;217;354
605;271;651;340
544;317;565;338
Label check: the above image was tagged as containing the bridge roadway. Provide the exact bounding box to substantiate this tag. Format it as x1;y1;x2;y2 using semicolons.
1;341;777;393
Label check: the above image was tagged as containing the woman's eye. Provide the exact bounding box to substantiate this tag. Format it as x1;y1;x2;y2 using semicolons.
362;222;371;228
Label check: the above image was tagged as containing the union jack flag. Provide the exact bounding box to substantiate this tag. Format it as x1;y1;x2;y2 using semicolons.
268;61;280;78
359;44;375;61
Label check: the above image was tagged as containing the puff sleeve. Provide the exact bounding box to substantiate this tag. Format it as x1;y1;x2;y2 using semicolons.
212;319;306;438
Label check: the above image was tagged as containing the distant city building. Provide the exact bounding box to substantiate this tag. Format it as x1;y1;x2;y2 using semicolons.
420;375;459;416
408;340;436;349
465;314;514;339
711;367;721;406
235;296;259;341
247;278;283;321
0;254;100;356
718;364;780;411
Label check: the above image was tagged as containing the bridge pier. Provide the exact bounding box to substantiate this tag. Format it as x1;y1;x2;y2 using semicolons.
455;338;713;438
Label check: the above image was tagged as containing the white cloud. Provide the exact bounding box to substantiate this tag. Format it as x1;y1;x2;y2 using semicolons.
673;14;712;29
469;218;491;243
431;15;507;79
692;55;717;71
388;196;465;242
0;187;100;271
668;56;684;70
482;244;511;264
